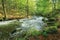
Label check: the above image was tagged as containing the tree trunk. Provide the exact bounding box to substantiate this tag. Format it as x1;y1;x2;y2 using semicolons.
26;0;29;18
1;0;6;20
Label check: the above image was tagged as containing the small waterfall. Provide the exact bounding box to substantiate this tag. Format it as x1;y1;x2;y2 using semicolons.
10;16;48;38
19;16;45;31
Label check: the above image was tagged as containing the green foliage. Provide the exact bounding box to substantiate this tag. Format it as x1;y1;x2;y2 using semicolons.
0;0;60;40
25;27;41;36
44;26;57;34
36;0;53;16
41;26;58;37
0;0;60;18
42;31;48;37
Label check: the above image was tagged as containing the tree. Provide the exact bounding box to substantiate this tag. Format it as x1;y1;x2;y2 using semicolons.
26;0;29;18
52;0;56;10
1;0;6;20
36;0;51;16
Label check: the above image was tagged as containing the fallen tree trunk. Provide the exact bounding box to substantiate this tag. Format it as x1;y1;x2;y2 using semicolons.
0;20;19;33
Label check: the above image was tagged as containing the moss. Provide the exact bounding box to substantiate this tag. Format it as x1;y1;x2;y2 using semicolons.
0;21;20;33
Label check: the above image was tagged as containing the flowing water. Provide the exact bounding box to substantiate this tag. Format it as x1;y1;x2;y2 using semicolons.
19;16;46;31
11;16;48;37
0;16;48;39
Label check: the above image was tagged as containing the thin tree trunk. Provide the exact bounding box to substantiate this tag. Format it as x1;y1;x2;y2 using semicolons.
1;0;6;20
26;0;29;18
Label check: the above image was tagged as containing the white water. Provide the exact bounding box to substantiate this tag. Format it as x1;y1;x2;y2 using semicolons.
10;16;48;37
0;16;48;37
19;16;45;31
10;16;47;37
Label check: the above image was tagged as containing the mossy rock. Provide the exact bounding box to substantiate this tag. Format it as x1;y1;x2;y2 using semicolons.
0;20;20;33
